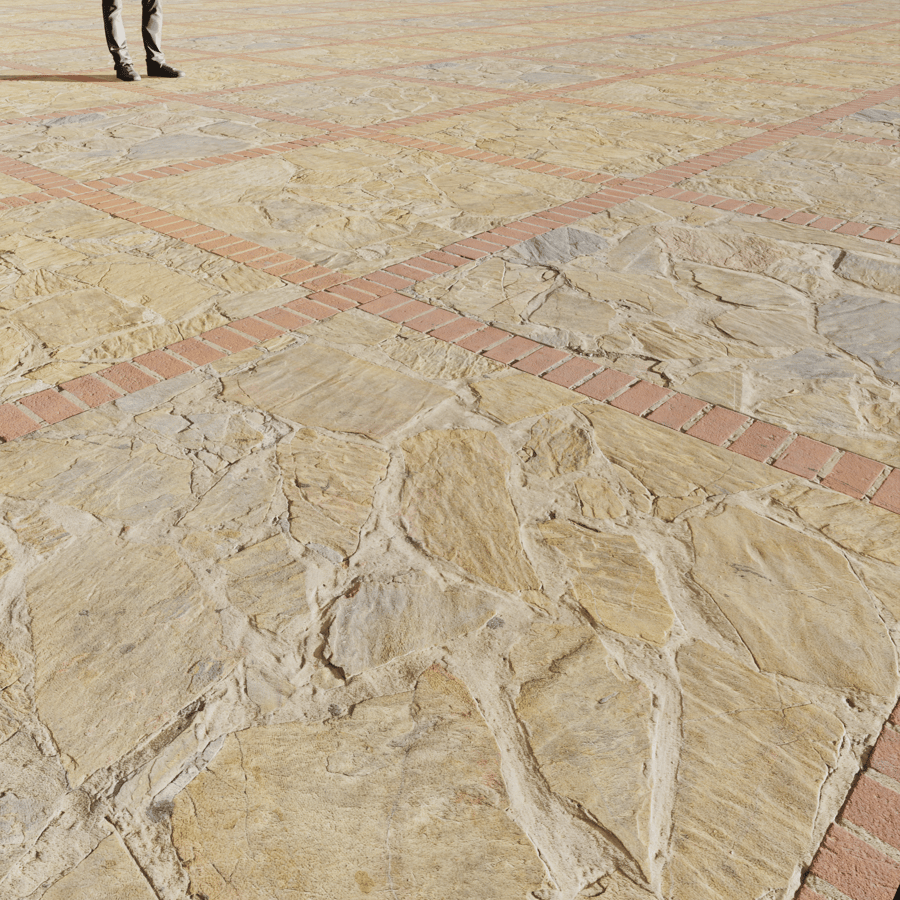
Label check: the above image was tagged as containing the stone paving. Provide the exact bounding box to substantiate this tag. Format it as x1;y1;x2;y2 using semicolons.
0;2;899;899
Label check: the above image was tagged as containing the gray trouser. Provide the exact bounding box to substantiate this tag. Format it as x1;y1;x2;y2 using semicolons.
102;0;164;67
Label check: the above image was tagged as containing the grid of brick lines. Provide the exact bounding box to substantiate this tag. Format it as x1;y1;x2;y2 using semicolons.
1;7;900;896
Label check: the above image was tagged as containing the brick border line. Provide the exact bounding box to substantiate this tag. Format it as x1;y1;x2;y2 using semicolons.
1;163;898;517
800;702;900;900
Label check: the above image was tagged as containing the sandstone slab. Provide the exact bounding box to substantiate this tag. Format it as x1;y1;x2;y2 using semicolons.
27;529;232;785
277;426;389;559
665;642;844;899
689;505;897;697
401;429;538;591
223;343;451;439
540;519;673;644
171;667;545;899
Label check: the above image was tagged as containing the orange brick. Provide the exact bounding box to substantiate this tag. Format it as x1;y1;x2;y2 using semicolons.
513;346;570;376
871;727;900;783
609;381;672;416
843;775;900;851
61;375;121;408
773;435;838;479
483;334;541;364
101;362;158;393
456;326;510;353
809;825;900;900
200;327;256;352
821;452;886;499
686;407;749;445
133;350;193;379
541;356;601;387
18;389;83;424
727;421;792;461
871;469;900;514
0;404;40;440
229;317;283;341
403;307;459;334
646;393;708;430
168;339;225;365
256;307;310;330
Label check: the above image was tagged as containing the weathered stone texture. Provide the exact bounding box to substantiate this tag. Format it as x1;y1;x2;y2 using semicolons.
171;667;545;899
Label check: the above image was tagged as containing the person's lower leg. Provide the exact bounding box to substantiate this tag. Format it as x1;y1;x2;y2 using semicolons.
101;0;131;67
142;0;164;65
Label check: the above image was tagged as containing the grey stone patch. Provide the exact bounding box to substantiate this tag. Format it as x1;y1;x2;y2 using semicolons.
751;349;862;380
325;574;496;677
851;108;900;124
42;113;105;127
114;371;205;415
507;227;609;268
836;251;900;296
127;133;249;161
818;294;900;382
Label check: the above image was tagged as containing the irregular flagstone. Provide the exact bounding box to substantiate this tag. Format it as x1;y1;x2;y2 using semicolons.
688;505;897;697
171;667;545;899
0;732;69;879
472;372;580;425
836;251;900;296
41;832;156;900
326;573;496;677
665;642;844;899
773;483;900;567
63;261;218;321
539;519;673;645
1;432;194;524
520;412;593;479
221;535;307;634
516;637;654;873
222;343;451;440
577;402;792;520
383;329;502;380
401;429;538;591
26;529;234;786
276;427;389;560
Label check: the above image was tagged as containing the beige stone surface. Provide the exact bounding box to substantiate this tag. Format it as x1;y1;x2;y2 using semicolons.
2;2;899;897
540;520;674;645
171;668;545;899
27;528;233;785
517;638;654;871
223;342;452;439
688;505;897;696
326;573;496;676
41;833;156;900
665;642;844;899
277;426;389;559
402;429;538;591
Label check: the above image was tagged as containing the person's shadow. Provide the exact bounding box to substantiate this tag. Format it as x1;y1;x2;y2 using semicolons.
0;74;122;83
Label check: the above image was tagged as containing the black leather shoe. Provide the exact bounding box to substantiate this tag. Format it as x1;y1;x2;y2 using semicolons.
146;61;185;78
115;63;141;81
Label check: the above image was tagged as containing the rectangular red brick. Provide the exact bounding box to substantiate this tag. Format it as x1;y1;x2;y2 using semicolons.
60;375;121;408
132;350;193;379
429;317;484;342
101;362;158;393
403;307;459;334
795;887;827;900
422;249;471;267
821;452;887;499
773;435;837;479
646;393;708;430
307;290;356;311
541;356;602;387
284;297;341;320
871;727;900;783
0;404;41;440
302;273;352;292
200;327;256;353
324;283;378;305
483;335;542;364
261;259;313;277
808;216;843;231
442;244;490;261
365;270;414;291
256;307;309;330
871;468;900;514
168;338;226;365
402;255;454;275
863;227;898;242
834;221;869;236
727;420;792;462
456;326;510;353
360;293;412;315
610;381;673;416
686;406;750;445
513;346;570;376
379;299;433;323
18;389;82;424
384;263;432;281
843;775;900;851
574;363;636;401
346;278;392;298
810;825;900;900
229;317;283;341
736;202;774;216
757;206;794;220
